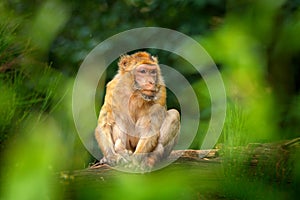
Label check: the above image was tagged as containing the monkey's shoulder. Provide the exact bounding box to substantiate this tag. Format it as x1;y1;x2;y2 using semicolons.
106;75;120;90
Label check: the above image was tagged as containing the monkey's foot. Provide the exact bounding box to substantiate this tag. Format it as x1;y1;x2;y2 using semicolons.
118;155;154;173
101;154;130;167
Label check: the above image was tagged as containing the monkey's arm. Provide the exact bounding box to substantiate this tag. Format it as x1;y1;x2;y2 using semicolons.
95;79;129;165
95;104;115;155
133;104;166;154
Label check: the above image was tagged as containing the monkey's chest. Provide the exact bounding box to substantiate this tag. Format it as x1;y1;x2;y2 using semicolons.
128;95;153;121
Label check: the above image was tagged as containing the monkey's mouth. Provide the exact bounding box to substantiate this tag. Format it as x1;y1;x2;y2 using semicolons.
141;90;157;101
141;89;156;96
141;93;156;101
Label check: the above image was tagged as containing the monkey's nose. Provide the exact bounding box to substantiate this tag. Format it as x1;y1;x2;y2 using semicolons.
144;83;156;91
147;79;155;84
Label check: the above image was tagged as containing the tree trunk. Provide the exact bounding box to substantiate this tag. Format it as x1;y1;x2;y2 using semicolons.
58;138;300;199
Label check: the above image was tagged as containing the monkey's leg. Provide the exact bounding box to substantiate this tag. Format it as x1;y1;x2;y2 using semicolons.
95;124;128;166
131;117;160;170
146;109;180;167
158;109;180;157
130;135;159;171
112;125;133;161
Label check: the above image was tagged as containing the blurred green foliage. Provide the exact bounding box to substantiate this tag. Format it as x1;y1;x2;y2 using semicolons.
1;115;65;200
0;0;300;199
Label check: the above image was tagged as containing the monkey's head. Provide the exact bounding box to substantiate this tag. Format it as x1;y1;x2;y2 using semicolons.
118;52;164;101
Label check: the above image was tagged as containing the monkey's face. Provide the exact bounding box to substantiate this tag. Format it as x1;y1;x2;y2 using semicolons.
133;64;159;101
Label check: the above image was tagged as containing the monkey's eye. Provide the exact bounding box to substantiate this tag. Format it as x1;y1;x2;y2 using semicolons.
150;70;157;75
139;69;146;74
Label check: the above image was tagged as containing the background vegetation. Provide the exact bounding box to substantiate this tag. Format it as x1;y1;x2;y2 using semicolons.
0;0;299;199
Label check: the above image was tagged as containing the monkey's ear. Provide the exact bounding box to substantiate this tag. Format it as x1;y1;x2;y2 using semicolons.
151;55;158;63
118;54;133;73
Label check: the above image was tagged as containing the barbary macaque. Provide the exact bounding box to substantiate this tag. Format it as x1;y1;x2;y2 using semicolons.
95;51;180;171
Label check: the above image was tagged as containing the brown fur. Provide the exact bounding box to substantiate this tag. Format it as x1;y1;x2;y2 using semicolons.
95;52;180;171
